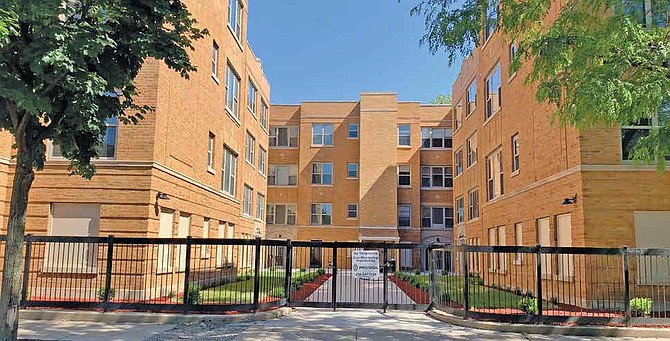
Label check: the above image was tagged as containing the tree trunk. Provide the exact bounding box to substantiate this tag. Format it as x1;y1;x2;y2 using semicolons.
0;153;35;340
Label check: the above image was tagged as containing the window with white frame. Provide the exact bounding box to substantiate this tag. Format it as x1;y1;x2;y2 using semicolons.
454;101;463;130
466;80;476;116
258;147;267;175
486;147;504;201
228;0;242;41
347;203;358;219
207;133;215;171
468;188;479;220
270;126;299;148
52;117;118;159
266;204;297;225
221;147;237;196
511;134;520;173
421;127;452;149
312;123;333;146
398;124;411;146
421;166;453;188
311;162;333;185
211;41;219;79
455;148;463;176
245;132;255;165
398;165;411;187
485;0;499;41
260;99;268;129
455;197;464;224
466;133;477;167
398;204;411;227
621;116;656;160
248;78;257;114
485;64;502;120
256;193;265;220
509;42;518;65
225;64;240;118
347;162;358;178
268;164;298;186
310;203;332;226
348;123;359;138
243;185;253;216
421;206;454;228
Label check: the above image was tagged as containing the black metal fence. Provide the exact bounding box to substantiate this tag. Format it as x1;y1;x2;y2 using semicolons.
425;244;670;326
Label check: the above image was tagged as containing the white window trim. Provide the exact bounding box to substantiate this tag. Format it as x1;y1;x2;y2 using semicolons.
421;127;453;150
347;162;359;179
311;162;333;186
311;123;334;147
247;77;257;117
269;126;299;149
398;204;412;228
397;164;412;188
347;203;359;220
398;124;411;147
484;63;502;123
420;165;453;189
268;164;298;187
348;123;359;139
310;203;332;226
266;203;297;226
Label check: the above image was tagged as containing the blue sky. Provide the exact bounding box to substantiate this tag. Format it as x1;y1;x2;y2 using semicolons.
247;0;461;104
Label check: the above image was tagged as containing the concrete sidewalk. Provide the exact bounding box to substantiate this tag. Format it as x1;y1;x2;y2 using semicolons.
19;319;174;340
305;271;415;304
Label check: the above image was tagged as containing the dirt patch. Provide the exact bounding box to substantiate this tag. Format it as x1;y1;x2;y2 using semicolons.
389;275;429;304
290;274;331;301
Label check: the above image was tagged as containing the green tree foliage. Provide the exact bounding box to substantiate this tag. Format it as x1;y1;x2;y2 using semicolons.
412;0;670;166
432;93;452;104
0;1;206;339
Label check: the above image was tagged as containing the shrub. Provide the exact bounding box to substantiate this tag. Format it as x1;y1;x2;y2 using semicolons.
441;269;450;276
523;290;536;299
96;287;115;301
513;287;523;296
468;275;484;286
517;297;538;315
550;297;560;306
414;269;421;275
630;297;653;317
167;290;176;301
184;285;202;305
269;287;285;298
299;268;307;273
316;268;326;276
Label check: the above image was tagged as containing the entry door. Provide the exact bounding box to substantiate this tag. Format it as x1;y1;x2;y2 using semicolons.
177;214;190;271
157;210;174;273
309;245;322;268
537;217;551;276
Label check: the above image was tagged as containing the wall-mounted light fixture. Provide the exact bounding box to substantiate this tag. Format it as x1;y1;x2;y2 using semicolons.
156;191;170;200
562;194;577;205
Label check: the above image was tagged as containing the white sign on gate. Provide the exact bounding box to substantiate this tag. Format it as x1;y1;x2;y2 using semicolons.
351;250;380;280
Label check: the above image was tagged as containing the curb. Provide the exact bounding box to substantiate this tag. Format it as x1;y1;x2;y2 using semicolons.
21;307;293;324
426;309;668;338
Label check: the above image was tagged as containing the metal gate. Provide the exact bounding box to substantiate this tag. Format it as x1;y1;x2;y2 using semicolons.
288;241;430;311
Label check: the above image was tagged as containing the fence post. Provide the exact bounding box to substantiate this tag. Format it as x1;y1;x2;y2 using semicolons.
623;246;631;327
332;241;338;311
252;237;262;313
535;244;543;324
428;246;436;307
383;243;388;313
20;234;33;309
463;244;470;320
284;239;293;306
182;236;192;315
103;235;115;312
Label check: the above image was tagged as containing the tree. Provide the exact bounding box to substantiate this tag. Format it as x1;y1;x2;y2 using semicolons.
0;1;206;339
412;0;670;166
432;94;452;104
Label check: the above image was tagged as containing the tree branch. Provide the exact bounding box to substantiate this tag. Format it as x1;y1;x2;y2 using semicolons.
4;100;18;128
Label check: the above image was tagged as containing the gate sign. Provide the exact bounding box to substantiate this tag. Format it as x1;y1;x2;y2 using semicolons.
351;250;380;280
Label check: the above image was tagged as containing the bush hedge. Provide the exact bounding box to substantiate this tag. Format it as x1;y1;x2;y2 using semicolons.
290;268;326;291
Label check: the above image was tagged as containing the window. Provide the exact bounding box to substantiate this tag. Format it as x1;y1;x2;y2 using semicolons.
207;133;215;171
468;189;479;220
514;222;523;264
268;164;298;186
245;132;255;165
509;42;518;64
466;133;478;167
211;41;219;79
266;204;297;225
52;117;119;159
347;204;358;219
421;206;454;228
488;226;507;272
270;126;299;148
260;99;269;129
347;162;358;178
485;64;502;120
201;219;210;259
621;116;656;160
398;124;411;146
248;78;257;114
258;147;267;175
243;185;253;216
222;147;237;196
454;101;463;130
398;165;411;187
225;64;241;119
311;162;333;185
455;148;463;176
348;123;359;138
486;148;504;201
466;80;476;116
455;197;464;224
421;127;452;148
157;210;173;272
228;0;242;41
421;166;453;188
398;204;411;228
256;193;265;220
216;222;227;267
485;0;499;41
312;124;334;146
556;214;573;278
45;203;100;273
511;134;520;173
310;203;332;226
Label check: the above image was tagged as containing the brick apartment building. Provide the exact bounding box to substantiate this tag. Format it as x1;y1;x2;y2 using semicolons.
0;0;270;298
451;1;670;270
265;93;453;271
